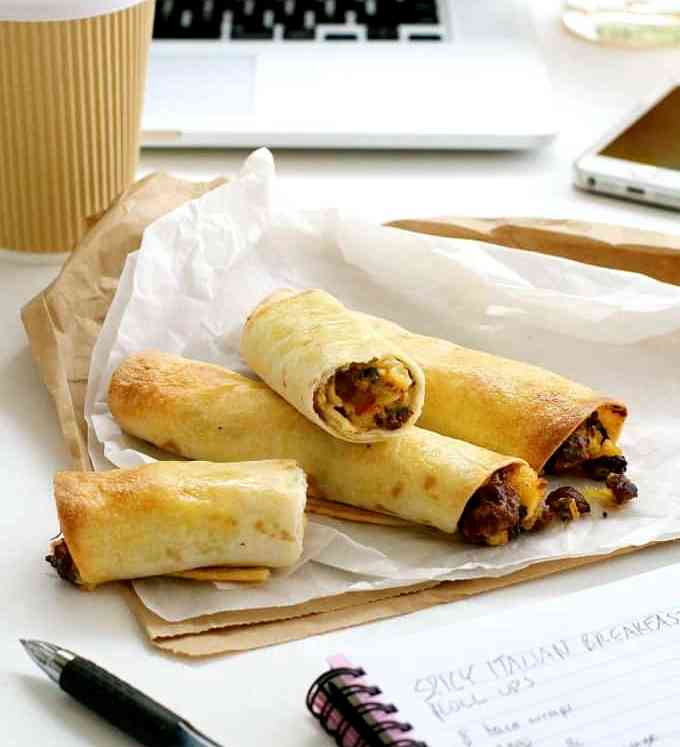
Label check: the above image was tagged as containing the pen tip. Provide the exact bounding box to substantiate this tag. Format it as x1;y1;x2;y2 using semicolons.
20;640;66;683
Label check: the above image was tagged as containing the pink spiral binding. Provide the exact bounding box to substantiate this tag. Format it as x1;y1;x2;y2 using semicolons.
306;663;427;747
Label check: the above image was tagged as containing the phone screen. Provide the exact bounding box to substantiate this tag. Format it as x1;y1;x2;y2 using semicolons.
599;86;680;171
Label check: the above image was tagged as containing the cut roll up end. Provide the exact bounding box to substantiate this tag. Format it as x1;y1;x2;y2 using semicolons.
458;463;545;547
241;288;426;443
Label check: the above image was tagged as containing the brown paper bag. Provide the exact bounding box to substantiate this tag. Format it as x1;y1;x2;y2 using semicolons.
387;216;680;286
21;173;225;470
23;172;679;656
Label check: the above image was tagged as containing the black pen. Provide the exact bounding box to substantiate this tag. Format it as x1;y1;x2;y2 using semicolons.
20;640;223;747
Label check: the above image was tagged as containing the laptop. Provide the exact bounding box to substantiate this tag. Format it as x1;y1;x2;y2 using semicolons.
142;0;556;150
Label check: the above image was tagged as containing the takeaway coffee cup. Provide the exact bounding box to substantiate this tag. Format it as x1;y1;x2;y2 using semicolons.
0;0;154;254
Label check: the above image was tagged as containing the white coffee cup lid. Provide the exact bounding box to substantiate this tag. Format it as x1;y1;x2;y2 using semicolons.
0;0;149;22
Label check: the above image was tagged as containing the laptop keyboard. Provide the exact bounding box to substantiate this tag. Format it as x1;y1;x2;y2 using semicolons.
153;0;445;42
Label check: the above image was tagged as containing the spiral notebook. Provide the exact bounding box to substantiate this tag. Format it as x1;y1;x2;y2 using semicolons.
307;563;680;746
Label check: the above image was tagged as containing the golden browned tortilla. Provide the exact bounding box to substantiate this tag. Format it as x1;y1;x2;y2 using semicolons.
108;351;546;546
47;460;306;587
361;314;627;475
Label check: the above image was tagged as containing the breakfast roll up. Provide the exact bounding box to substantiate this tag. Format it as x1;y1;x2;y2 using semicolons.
362;315;628;479
108;352;545;546
48;460;307;587
240;289;425;443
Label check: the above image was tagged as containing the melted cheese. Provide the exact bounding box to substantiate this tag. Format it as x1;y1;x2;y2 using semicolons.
507;463;546;530
485;530;510;547
583;485;618;506
586;425;622;460
568;499;581;521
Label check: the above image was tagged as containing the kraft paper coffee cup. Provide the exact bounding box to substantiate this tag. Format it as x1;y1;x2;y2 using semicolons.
0;0;154;254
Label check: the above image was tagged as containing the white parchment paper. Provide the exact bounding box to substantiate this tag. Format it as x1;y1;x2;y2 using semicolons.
86;149;680;622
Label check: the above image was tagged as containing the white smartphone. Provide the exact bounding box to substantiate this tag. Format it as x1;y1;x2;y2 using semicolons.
574;83;680;211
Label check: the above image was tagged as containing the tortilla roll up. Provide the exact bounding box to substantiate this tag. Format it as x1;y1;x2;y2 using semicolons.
108;352;545;546
240;289;425;443
47;460;307;587
360;314;628;477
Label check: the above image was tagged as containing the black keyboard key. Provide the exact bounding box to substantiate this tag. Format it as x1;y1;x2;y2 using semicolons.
231;24;274;38
283;26;315;38
278;0;303;20
315;0;346;24
401;0;438;23
279;1;313;35
347;0;366;24
155;1;191;39
232;0;266;22
153;0;171;38
361;0;378;20
230;0;274;38
257;0;275;16
153;0;224;39
261;7;276;27
153;0;443;41
367;25;398;39
372;0;400;22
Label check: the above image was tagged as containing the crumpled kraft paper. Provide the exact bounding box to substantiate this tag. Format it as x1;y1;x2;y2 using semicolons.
22;173;225;470
22;169;680;656
86;150;680;621
126;549;640;657
388;216;680;287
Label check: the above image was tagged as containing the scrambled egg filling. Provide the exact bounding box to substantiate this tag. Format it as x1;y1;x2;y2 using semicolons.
315;357;414;432
508;463;546;530
587;430;621;459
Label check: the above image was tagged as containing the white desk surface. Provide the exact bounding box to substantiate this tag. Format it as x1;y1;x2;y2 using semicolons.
3;2;680;745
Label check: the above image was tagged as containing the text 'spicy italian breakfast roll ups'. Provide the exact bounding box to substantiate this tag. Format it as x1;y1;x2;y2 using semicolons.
108;352;545;546
362;315;629;480
48;460;307;587
240;289;425;443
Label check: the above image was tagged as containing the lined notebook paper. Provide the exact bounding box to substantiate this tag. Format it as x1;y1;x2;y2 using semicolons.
308;564;680;746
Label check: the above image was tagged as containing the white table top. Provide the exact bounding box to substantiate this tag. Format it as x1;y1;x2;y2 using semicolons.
3;2;680;745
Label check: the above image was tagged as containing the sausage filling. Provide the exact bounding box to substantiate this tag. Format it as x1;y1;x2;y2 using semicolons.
46;538;80;585
458;469;525;547
606;473;638;505
532;486;592;532
547;413;631;481
541;413;638;513
314;357;415;433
